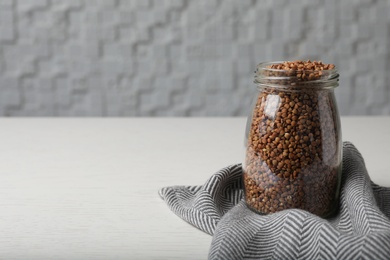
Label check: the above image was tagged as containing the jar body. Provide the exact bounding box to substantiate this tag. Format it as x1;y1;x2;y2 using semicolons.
243;86;342;217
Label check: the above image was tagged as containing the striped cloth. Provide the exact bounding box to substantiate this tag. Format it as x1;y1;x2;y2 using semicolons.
159;142;390;259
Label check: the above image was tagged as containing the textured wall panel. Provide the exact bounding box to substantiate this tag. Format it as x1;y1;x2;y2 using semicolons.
0;0;389;116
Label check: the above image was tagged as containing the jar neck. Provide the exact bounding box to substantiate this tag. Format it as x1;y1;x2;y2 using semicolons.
254;61;339;90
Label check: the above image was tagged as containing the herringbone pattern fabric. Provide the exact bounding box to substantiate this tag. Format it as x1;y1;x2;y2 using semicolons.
159;142;390;259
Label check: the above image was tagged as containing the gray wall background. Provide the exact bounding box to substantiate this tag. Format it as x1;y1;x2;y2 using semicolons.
0;0;389;116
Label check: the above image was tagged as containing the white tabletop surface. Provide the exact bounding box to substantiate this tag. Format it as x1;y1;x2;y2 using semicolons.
0;117;389;259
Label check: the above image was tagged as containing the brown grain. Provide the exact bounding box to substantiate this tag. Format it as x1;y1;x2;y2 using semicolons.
244;60;341;217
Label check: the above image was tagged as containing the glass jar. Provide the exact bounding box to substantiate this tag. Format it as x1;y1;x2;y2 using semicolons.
243;61;342;218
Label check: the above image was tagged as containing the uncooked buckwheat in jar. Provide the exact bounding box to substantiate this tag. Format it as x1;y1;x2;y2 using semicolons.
243;60;342;218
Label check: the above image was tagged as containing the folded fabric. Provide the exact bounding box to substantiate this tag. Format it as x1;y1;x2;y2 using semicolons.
159;142;390;259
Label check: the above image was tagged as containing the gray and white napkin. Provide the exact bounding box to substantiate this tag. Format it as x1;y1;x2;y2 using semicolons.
159;142;390;259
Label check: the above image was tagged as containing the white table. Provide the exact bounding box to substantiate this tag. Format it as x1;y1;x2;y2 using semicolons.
0;118;388;259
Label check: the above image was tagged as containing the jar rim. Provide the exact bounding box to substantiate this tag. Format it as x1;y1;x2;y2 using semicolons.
254;61;339;89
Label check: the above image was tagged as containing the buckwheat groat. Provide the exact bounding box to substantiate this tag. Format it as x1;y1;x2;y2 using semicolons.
244;60;341;217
